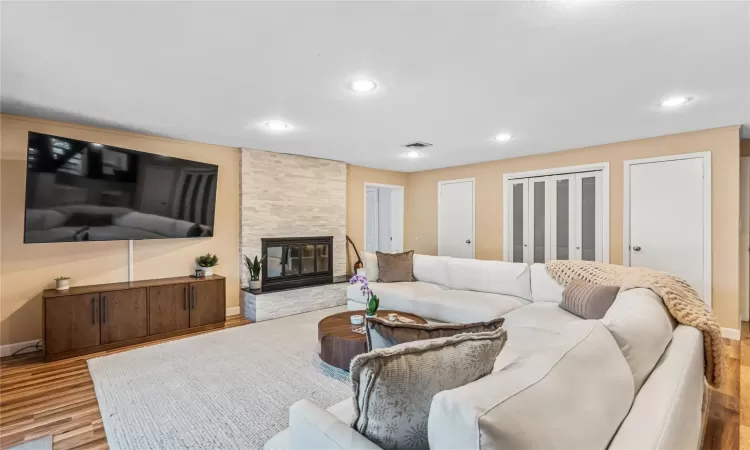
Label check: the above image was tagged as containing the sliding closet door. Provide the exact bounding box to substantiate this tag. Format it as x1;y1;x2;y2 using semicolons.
550;175;575;260
507;179;528;263
574;172;603;261
528;178;550;263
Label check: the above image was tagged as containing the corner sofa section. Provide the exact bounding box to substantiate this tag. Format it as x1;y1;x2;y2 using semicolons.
268;254;705;450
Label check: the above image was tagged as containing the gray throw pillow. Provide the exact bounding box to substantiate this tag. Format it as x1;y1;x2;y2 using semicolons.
376;250;415;282
559;279;619;319
366;316;505;351
350;328;507;450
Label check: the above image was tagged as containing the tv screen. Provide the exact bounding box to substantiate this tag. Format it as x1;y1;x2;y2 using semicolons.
24;132;218;243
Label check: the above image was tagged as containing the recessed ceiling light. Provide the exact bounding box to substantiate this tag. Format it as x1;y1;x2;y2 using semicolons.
351;79;377;93
660;96;693;109
403;150;423;159
494;133;513;142
264;121;291;131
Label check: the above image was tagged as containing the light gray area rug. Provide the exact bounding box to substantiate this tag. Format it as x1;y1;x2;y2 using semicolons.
87;307;351;450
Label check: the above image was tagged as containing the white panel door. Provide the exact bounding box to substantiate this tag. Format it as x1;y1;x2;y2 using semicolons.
574;172;603;261
438;179;475;258
550;174;575;260
390;187;405;252
628;158;704;295
528;178;550;263
507;179;528;263
365;188;379;253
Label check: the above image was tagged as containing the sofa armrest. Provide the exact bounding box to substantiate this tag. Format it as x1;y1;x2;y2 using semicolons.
288;400;382;450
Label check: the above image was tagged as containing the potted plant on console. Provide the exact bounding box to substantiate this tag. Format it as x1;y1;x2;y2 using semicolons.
55;276;70;291
244;254;267;291
349;274;379;317
196;253;219;276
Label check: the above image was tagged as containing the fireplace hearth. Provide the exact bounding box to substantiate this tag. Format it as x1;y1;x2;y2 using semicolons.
260;236;333;292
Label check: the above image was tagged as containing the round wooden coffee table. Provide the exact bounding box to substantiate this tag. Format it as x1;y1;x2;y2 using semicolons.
317;310;427;371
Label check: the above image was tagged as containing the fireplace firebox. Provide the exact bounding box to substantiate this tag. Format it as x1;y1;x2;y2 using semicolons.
260;236;333;292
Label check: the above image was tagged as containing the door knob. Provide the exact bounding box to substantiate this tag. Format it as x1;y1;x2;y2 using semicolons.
633;246;641;252
466;239;472;244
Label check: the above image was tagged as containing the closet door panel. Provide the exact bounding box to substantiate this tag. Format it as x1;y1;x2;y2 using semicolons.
550;175;575;260
528;178;550;263
574;172;603;261
508;180;528;263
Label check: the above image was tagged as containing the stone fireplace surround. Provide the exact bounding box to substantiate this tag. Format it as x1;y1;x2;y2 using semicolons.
239;148;347;320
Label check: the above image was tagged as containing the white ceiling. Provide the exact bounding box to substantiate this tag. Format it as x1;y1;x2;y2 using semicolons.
2;1;749;172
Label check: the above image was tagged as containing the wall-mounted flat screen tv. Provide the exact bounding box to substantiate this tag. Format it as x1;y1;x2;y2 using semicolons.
24;132;218;243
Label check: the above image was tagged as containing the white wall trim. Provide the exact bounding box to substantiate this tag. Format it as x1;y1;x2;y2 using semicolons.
363;182;405;253
1;339;42;358
438;178;476;258
502;163;610;263
623;151;712;307
721;327;740;341
226;306;240;317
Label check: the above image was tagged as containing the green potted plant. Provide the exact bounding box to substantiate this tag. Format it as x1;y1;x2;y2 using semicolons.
55;276;70;291
244;254;267;290
195;253;219;276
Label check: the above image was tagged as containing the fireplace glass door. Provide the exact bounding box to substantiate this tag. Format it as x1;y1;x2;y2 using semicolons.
261;237;333;292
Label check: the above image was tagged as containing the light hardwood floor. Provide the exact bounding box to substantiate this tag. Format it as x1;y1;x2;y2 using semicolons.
0;317;746;449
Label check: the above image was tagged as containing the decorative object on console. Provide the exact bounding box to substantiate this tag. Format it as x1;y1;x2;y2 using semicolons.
559;279;619;319
349;274;379;316
54;276;70;291
244;253;267;290
350;314;364;325
195;253;219;276
365;316;505;351
350;328;507;449
545;259;725;387
346;234;364;274
376;250;415;283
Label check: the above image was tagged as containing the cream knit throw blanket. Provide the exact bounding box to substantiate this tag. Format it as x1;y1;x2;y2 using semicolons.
545;260;724;388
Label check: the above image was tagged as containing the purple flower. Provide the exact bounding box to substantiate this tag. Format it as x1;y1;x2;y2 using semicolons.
349;274;372;297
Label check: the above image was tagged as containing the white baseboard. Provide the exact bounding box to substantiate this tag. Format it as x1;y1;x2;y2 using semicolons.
1;339;42;358
721;327;740;341
226;306;240;316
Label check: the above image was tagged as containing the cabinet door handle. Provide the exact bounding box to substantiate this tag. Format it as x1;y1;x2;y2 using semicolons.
92;297;96;324
102;296;108;324
184;287;188;310
191;286;196;309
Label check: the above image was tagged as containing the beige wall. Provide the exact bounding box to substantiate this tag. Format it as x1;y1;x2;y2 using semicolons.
405;126;741;327
0;115;240;346
345;165;408;273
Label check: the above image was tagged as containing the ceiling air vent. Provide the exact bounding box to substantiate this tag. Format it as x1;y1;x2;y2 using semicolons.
401;141;432;149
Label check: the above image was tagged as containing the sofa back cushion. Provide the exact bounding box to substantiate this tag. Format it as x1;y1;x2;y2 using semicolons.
363;252;379;282
412;254;451;286
600;288;677;393
428;321;634;450
529;263;564;302
447;258;532;300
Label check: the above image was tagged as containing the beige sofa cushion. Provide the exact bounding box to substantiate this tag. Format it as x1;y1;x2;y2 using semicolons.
346;281;445;307
600;288;677;393
365;316;505;350
447;258;532;300
409;290;528;323
412;254;451;286
428;321;634;450
351;328;507;450
501;302;580;332
529;263;564;302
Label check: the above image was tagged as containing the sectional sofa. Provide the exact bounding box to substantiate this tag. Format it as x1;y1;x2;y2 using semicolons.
266;254;706;450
